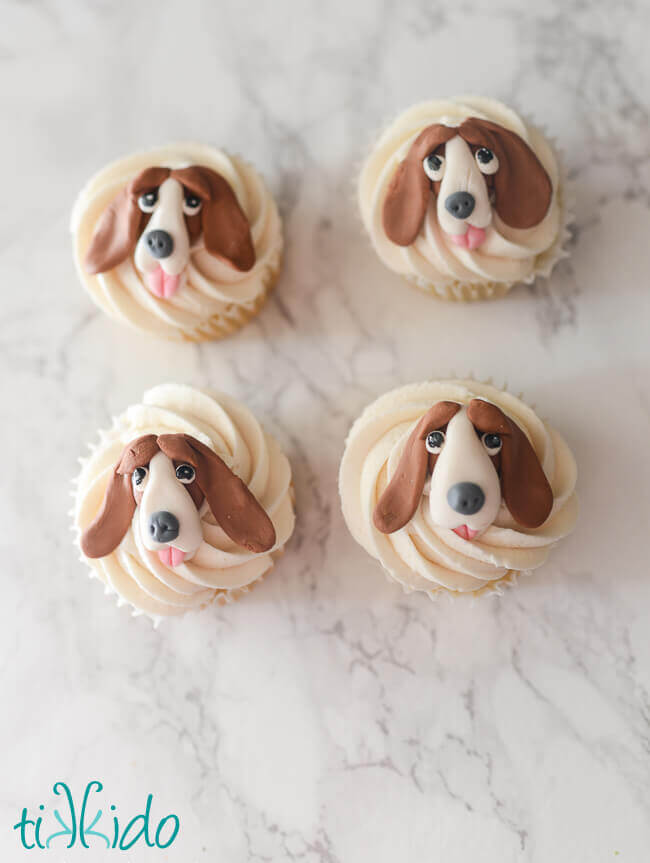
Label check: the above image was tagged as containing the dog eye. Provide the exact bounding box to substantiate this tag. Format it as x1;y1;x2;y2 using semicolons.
475;148;499;175
482;432;502;454
422;152;445;182
176;464;196;483
425;430;445;454
138;191;158;213
132;466;148;488
182;194;203;216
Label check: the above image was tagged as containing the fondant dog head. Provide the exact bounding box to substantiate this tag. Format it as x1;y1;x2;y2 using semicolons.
84;165;255;298
382;118;552;250
373;399;553;540
80;434;275;566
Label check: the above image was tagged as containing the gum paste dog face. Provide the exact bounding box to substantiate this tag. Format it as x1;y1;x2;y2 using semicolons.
373;400;553;541
80;434;275;567
382;117;552;250
84;165;255;299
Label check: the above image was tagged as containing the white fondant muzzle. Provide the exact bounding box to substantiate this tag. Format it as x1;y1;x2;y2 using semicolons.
137;451;203;562
427;407;501;538
134;177;191;297
437;136;493;237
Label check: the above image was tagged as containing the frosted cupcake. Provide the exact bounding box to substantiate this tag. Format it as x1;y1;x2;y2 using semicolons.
73;385;295;621
71;143;282;340
359;97;568;301
339;380;577;597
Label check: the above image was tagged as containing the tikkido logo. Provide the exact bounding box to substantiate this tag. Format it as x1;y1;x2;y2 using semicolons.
13;781;180;852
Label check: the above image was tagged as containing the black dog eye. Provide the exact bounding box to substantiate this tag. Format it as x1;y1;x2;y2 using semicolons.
475;148;499;175
422;152;446;182
183;193;203;215
138;190;158;213
425;430;446;454
482;432;503;453
132;466;148;487
176;464;196;484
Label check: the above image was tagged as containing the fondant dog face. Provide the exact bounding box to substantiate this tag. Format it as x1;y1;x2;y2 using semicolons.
382;118;552;250
80;434;275;567
373;400;553;541
84;165;255;299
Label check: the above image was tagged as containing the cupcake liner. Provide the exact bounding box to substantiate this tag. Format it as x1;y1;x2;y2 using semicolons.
385;566;538;605
182;251;282;342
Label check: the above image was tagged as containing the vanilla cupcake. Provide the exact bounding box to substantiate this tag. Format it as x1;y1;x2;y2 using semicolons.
359;97;568;301
339;380;577;597
71;143;282;340
73;385;295;621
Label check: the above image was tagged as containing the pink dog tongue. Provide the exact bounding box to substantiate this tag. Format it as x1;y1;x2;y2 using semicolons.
146;267;181;299
453;525;479;541
449;225;486;250
157;547;187;567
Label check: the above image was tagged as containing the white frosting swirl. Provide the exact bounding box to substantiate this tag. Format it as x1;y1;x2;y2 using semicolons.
359;98;566;297
71;143;282;340
74;385;295;620
339;381;578;597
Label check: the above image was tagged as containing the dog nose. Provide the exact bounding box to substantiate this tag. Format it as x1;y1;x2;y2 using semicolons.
149;510;180;543
447;482;485;516
145;229;174;259
444;192;475;220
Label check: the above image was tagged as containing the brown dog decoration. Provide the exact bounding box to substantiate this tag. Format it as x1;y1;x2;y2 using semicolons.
373;399;553;541
84;165;255;299
382;117;552;251
81;434;276;567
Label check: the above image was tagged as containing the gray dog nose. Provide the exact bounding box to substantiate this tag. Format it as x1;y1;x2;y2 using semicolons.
149;511;180;543
444;191;475;220
447;482;485;516
145;229;174;259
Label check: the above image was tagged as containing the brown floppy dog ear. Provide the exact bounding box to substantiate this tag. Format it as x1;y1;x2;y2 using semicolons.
159;434;275;553
80;435;160;558
382;124;458;246
84;167;170;274
467;399;553;528
172;166;255;271
460;118;552;229
373;402;461;534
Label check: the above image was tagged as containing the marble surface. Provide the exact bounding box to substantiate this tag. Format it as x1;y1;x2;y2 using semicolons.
2;0;650;860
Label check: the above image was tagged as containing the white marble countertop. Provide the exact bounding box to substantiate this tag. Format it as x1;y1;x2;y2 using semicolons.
2;1;650;860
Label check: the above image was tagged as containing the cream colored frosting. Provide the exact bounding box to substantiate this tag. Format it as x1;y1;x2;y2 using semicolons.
359;97;566;296
339;381;578;597
71;143;282;340
74;385;295;620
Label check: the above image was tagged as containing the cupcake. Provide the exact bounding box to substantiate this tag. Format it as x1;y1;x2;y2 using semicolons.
359;97;569;301
71;143;282;340
73;385;295;621
339;380;577;597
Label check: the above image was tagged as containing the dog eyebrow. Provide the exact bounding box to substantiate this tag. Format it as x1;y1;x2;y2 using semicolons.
170;167;211;200
467;399;510;434
157;434;199;466
130;166;171;195
116;434;160;474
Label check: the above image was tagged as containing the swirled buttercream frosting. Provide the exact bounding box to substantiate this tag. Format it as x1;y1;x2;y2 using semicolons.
359;97;568;300
71;143;282;340
339;380;577;597
74;385;295;620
